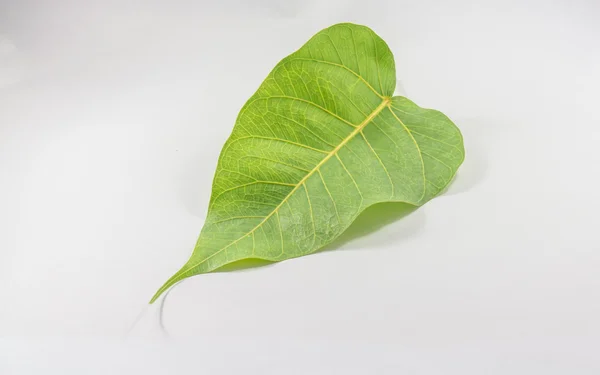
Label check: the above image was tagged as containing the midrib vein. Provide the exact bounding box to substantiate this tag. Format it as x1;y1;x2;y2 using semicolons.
168;98;390;284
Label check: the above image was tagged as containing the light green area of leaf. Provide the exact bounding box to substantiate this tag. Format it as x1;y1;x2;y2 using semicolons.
150;23;464;303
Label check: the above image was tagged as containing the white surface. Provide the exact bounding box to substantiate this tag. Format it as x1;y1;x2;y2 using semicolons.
1;0;600;373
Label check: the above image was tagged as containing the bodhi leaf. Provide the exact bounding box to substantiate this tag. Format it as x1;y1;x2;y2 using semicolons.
150;23;464;303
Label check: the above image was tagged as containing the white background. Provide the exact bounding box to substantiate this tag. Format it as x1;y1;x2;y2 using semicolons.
1;0;599;373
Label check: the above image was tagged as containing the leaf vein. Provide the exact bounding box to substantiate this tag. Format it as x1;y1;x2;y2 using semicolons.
360;131;394;198
171;98;390;279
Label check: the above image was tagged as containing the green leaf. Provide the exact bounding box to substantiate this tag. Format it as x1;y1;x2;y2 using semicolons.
150;23;464;303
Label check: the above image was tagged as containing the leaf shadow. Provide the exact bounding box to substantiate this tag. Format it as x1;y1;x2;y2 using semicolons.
215;258;275;273
320;202;423;252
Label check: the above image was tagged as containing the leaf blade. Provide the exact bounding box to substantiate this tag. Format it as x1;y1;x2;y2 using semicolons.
150;23;464;303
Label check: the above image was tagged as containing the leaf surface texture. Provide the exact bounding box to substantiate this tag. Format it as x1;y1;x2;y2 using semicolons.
151;23;464;303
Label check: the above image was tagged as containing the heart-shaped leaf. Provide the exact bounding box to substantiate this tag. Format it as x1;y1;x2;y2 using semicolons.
150;23;464;303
